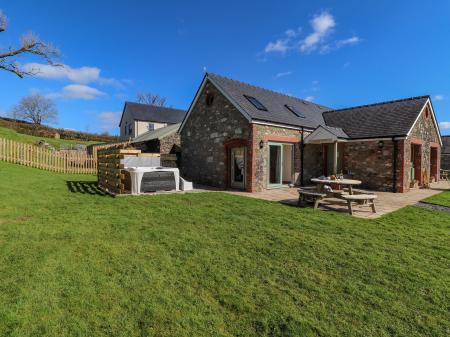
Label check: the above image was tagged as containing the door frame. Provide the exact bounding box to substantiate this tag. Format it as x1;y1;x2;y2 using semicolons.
230;146;246;190
267;142;294;189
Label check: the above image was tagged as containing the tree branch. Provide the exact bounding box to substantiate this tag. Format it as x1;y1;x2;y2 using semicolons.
0;11;60;77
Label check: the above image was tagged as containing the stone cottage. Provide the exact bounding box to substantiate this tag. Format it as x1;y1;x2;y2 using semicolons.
179;73;442;193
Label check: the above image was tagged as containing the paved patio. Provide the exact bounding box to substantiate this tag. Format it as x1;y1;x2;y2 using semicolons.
227;181;450;219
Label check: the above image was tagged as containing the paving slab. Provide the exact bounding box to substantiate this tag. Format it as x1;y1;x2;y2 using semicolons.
226;181;450;219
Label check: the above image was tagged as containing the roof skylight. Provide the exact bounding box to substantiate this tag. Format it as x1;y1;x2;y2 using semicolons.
285;104;305;118
244;95;267;111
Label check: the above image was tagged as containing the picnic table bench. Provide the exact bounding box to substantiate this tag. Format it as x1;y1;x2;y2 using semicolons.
298;189;327;209
341;194;377;215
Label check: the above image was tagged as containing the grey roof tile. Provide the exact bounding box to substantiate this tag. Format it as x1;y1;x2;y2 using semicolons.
208;73;330;129
322;96;429;139
120;102;186;126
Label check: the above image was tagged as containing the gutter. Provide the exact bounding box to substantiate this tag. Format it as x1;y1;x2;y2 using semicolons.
392;136;398;193
300;127;305;187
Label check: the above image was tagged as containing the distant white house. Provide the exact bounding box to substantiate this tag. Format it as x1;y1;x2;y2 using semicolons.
118;102;186;140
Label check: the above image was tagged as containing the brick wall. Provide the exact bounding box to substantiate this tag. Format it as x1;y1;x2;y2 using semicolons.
180;80;251;188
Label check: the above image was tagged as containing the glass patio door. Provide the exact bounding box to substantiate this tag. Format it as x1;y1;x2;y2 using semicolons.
268;143;283;187
230;147;246;189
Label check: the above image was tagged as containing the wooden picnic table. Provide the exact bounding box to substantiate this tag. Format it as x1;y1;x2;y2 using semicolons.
311;178;362;195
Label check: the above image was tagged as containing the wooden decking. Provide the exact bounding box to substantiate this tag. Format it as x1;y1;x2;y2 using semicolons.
227;181;450;218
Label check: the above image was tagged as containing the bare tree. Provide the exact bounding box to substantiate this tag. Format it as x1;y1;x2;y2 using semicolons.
0;10;60;78
136;92;167;107
11;93;58;125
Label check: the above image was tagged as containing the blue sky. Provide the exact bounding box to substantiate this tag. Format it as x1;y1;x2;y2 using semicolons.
0;0;449;135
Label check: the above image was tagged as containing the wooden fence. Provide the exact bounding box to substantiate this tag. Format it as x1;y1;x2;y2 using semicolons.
0;138;97;174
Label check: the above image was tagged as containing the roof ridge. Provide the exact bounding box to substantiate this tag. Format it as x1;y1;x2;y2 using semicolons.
125;101;186;112
207;72;330;110
322;95;430;114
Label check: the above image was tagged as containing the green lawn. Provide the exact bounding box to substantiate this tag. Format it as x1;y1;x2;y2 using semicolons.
0;161;448;337
0;126;98;149
423;189;450;207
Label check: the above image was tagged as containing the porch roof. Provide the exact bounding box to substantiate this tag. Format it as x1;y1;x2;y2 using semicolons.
304;125;349;144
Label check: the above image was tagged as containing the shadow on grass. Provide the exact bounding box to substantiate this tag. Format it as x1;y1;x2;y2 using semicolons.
66;181;108;196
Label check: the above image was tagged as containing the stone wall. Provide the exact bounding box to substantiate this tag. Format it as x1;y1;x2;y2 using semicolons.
443;154;450;170
303;143;322;183
253;124;302;191
442;136;450;170
342;140;399;191
180;80;251;188
403;104;441;190
160;133;181;154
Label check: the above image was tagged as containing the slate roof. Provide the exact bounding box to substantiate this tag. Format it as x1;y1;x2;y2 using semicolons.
131;123;180;143
119;102;186;126
321;125;349;139
208;73;330;129
322;96;429;139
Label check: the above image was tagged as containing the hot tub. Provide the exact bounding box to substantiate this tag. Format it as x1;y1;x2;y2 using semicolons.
125;167;180;194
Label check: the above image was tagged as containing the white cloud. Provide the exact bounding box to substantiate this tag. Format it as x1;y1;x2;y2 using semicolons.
300;11;335;53
264;28;301;54
439;121;450;129
49;84;106;100
265;39;290;54
304;96;315;102
434;95;444;101
263;11;360;57
23;63;126;89
336;36;361;47
98;111;121;130
23;63;100;83
285;28;301;38
321;36;361;54
275;71;293;78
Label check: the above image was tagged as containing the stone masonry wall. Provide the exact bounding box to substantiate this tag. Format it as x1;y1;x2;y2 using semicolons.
343;140;399;192
253;125;302;191
303;143;322;183
403;104;441;190
159;133;181;154
180;80;251;188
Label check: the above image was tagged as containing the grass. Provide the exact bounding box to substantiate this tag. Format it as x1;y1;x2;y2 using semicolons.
423;189;450;207
0;126;98;149
0;161;449;337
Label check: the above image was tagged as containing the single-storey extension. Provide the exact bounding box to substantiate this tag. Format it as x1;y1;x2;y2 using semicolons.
179;73;442;193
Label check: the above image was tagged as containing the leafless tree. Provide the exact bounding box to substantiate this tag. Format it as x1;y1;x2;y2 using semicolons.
136;92;168;107
0;10;60;78
11;93;58;125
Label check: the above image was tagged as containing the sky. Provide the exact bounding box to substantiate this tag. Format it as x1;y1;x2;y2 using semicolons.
0;0;449;135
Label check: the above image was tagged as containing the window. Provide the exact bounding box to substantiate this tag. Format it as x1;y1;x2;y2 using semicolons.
148;123;155;131
243;95;267;111
128;123;133;136
205;92;214;106
285;104;305;118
